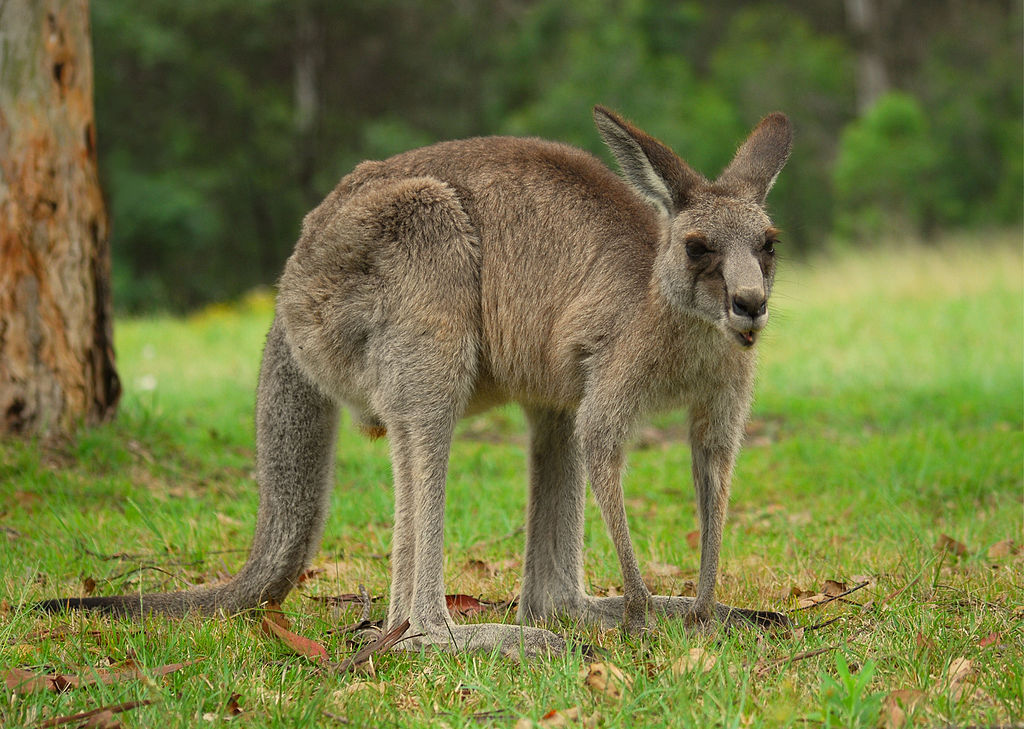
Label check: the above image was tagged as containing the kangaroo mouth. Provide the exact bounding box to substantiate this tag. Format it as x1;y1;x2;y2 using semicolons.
733;329;758;347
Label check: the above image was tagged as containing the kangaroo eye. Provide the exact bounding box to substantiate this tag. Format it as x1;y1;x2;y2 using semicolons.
685;241;709;260
763;239;776;255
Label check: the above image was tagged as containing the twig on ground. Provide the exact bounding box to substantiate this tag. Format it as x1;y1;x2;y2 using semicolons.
753;626;869;675
331;618;411;674
803;616;845;632
36;699;156;727
332;584;377;635
790;580;870;613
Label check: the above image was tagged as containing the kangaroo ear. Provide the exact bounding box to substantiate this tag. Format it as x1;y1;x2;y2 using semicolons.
716;113;792;204
593;105;704;216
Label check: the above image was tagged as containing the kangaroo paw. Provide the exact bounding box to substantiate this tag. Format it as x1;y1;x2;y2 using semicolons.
395;621;566;659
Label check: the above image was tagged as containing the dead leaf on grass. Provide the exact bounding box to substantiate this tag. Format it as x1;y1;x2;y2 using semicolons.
37;699;156;728
516;706;599;729
933;534;968;557
260;614;328;663
262;602;291;629
463;557;519;577
977;631;1004;649
987;539;1019;559
944;656;982;702
685;530;700;550
581;662;632;700
671;647;717;676
821;580;847;596
446;594;492;617
5;662;197;695
880;689;926;729
915;631;936;651
226;693;243;716
333;681;387;704
796;593;828;609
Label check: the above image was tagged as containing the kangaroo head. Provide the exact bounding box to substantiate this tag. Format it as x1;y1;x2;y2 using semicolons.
594;106;792;348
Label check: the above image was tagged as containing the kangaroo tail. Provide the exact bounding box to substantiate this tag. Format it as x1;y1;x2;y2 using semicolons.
37;316;339;618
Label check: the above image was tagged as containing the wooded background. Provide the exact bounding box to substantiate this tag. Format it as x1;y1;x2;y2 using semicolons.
91;0;1021;312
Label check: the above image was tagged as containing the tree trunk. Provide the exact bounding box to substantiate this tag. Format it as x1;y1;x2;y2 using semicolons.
844;0;892;114
0;0;120;436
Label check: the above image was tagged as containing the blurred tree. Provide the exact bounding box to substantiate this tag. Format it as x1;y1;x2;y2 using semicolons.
0;0;120;435
89;0;1022;311
833;92;939;238
844;0;892;113
711;5;856;250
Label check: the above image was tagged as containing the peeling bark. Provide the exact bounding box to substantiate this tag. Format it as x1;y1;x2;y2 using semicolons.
0;0;120;436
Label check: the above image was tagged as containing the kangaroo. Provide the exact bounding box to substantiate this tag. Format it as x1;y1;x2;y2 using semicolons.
40;106;792;657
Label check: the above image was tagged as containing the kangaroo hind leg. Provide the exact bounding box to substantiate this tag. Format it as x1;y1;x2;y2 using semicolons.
343;176;564;657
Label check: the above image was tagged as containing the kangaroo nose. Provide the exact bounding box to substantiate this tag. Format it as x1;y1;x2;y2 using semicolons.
731;291;767;319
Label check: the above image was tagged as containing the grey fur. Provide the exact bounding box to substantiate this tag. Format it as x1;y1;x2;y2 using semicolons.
40;107;792;657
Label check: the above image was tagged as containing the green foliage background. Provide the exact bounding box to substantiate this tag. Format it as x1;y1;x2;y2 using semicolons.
91;0;1023;312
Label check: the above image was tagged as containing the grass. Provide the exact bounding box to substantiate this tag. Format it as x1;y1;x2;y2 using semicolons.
2;233;1022;728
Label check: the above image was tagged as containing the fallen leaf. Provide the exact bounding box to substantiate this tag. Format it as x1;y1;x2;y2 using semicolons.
797;594;828;609
520;706;599;728
581;662;632;700
978;631;1003;649
262;602;291;630
945;656;975;702
261;616;328;662
37;700;155;729
685;530;700;550
4;662;196;695
335;681;386;697
987;539;1019;559
880;689;926;729
933;534;967;557
671;647;717;676
82;576;97;595
821;580;848;597
463;558;518;577
226;693;243;716
446;594;491;617
915;631;936;651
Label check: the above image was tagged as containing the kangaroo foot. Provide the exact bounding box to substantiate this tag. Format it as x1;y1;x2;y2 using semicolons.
542;595;789;632
393;619;566;659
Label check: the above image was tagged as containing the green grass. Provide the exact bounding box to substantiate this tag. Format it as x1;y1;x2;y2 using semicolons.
2;234;1022;728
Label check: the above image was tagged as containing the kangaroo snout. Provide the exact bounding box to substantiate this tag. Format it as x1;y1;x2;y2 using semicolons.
731;289;767;320
728;287;768;347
